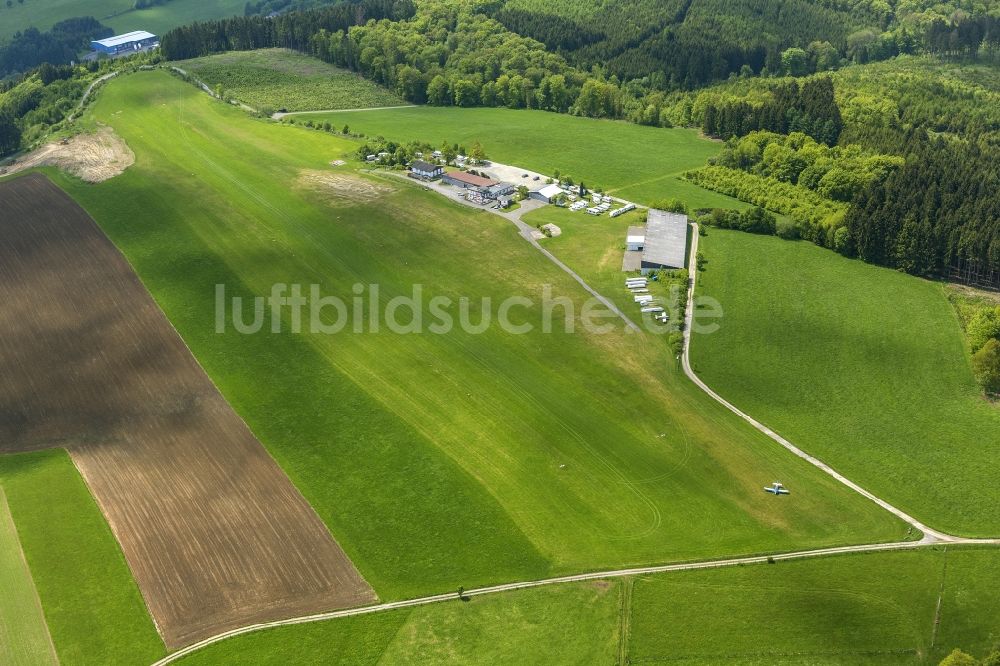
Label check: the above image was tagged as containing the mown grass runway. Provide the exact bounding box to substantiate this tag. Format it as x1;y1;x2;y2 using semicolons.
53;71;910;605
692;230;1000;536
306;105;743;208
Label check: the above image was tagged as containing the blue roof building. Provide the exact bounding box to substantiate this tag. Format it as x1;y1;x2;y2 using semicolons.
91;31;159;55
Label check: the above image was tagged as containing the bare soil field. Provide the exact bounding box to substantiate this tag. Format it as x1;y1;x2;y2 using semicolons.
0;127;134;183
0;173;375;648
296;169;395;205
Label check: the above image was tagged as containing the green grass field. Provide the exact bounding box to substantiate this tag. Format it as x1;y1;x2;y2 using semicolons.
0;449;164;665
0;0;245;41
630;547;1000;664
305;105;742;208
179;579;621;665
168;547;1000;664
49;71;909;608
0;487;58;666
691;230;1000;536
175;49;406;112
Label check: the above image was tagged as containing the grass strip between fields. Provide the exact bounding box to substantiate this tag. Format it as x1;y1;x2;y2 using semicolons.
0;486;58;666
0;449;165;665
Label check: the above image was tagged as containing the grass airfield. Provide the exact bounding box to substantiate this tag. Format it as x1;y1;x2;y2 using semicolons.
6;68;1000;662
54;70;906;594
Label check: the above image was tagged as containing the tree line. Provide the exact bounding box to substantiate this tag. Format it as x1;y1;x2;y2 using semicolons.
159;0;414;60
845;134;1000;284
492;0;1000;90
0;17;111;79
701;78;843;145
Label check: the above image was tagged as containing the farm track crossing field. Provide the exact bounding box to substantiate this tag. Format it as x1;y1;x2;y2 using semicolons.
178;579;621;665
306;105;744;208
176;49;407;112
163;547;1000;664
50;70;910;612
0;173;374;648
691;230;1000;536
0;487;58;666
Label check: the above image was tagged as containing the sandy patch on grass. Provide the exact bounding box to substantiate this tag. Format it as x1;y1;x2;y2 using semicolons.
1;126;134;183
296;169;395;205
947;283;1000;304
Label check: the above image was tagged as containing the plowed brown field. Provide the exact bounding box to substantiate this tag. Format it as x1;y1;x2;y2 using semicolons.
0;173;375;648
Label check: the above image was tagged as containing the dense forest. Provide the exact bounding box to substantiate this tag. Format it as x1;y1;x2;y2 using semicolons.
492;0;1000;89
0;17;111;79
158;0;1000;284
847;138;1000;284
160;0;415;59
0;57;142;157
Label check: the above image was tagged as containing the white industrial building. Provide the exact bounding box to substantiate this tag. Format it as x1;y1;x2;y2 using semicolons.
621;210;689;273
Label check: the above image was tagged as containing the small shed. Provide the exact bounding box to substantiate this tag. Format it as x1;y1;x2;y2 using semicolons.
530;184;564;203
626;226;646;252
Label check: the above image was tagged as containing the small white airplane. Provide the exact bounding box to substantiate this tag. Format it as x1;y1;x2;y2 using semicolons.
764;482;790;495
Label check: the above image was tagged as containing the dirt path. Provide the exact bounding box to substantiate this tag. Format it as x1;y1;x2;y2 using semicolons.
153;536;992;666
68;71;118;122
272;105;416;119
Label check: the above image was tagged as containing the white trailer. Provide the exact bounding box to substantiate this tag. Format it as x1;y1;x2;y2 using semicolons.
641;306;665;313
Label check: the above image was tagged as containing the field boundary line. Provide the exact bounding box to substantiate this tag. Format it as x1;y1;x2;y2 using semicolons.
617;578;634;666
151;539;960;665
930;546;949;649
